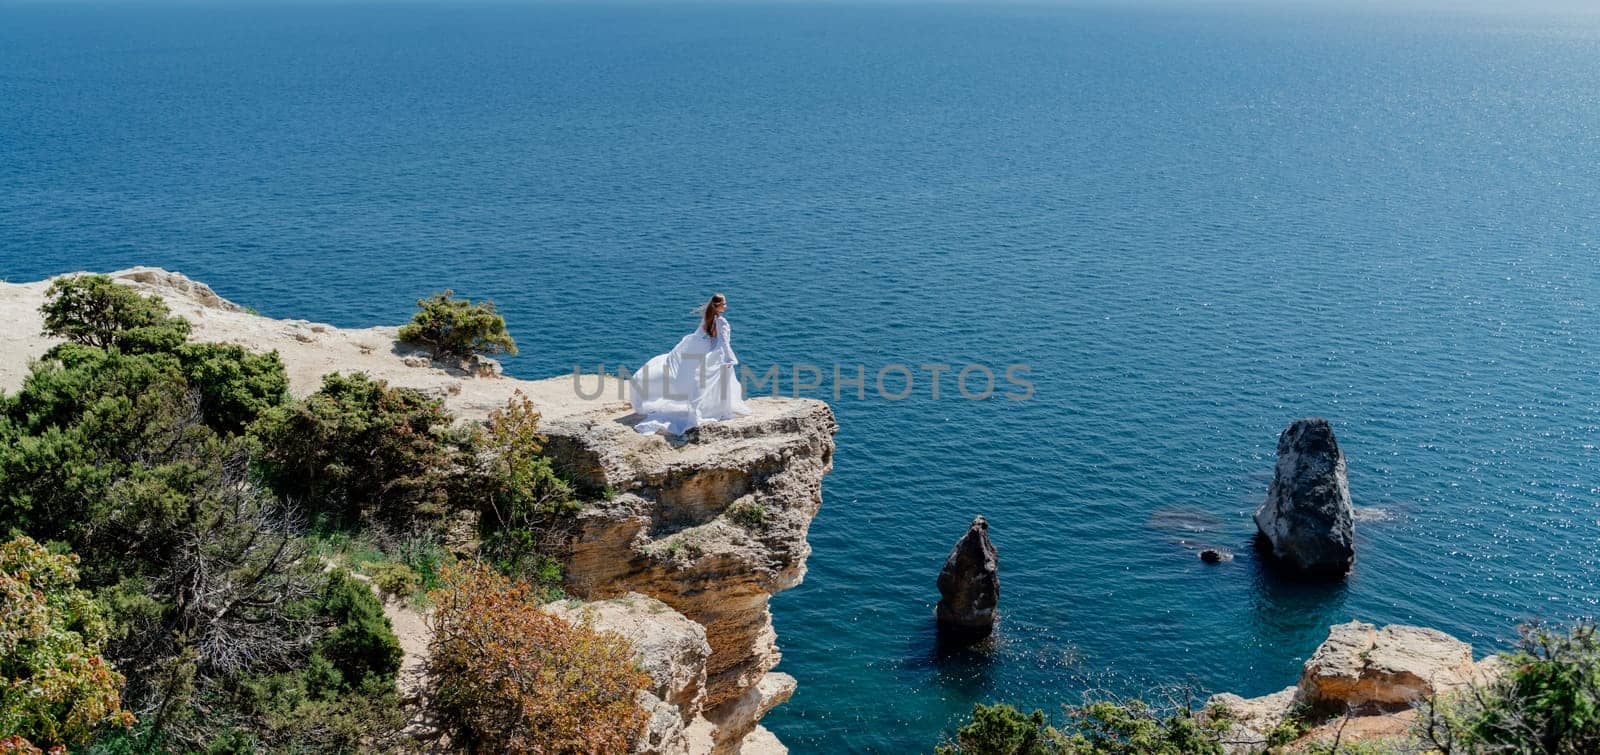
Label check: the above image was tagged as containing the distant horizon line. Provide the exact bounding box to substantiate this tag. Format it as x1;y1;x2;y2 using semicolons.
4;0;1600;17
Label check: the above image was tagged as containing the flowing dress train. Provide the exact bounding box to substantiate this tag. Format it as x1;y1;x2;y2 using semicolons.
629;315;751;435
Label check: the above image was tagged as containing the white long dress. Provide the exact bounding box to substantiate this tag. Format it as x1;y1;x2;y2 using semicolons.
629;315;752;435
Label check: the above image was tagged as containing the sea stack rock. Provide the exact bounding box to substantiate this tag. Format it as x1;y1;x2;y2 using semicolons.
1254;418;1356;578
936;515;999;641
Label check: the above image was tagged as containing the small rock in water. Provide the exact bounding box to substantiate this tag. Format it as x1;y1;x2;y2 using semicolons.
1199;548;1232;563
936;515;999;643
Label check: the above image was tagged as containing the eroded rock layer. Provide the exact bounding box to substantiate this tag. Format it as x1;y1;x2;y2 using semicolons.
542;397;836;752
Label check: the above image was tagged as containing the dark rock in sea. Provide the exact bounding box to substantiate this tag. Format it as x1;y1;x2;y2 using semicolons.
1253;418;1355;578
1199;548;1232;563
936;515;999;642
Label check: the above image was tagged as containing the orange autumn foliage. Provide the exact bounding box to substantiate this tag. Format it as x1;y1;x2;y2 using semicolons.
426;565;649;754
0;736;61;755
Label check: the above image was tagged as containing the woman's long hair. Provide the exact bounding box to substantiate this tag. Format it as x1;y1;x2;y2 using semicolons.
700;293;726;338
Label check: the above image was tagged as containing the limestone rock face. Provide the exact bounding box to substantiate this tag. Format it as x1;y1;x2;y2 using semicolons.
1207;621;1504;753
1299;621;1481;713
935;515;999;638
1253;418;1355;577
541;392;836;754
1205;686;1296;748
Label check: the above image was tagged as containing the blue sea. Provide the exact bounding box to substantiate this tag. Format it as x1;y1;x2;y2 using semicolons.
3;1;1599;751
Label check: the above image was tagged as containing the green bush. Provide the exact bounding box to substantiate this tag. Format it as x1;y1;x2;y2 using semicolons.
0;344;218;554
397;289;516;363
938;703;1067;755
227;670;403;752
1062;697;1228;754
173;343;289;436
40;275;190;354
727;499;769;530
938;695;1229;755
1264;701;1316;748
364;561;421;602
312;570;402;692
468;393;578;591
249;372;463;527
1420;621;1600;754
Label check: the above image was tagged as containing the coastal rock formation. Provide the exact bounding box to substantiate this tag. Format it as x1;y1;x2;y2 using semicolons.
1253;418;1355;577
0;269;835;754
1206;686;1297;747
1299;621;1490;713
935;515;999;640
1207;621;1503;753
544;396;834;754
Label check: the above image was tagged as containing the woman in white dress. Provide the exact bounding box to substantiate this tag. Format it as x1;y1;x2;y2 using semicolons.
629;293;752;435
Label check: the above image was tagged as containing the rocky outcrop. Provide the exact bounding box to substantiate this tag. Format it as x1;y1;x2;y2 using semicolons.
1253;418;1355;577
1298;621;1495;713
0;269;835;754
935;515;999;641
1207;621;1503;752
544;393;834;754
1207;686;1297;747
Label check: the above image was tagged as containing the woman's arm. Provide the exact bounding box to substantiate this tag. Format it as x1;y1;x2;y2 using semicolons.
716;317;739;365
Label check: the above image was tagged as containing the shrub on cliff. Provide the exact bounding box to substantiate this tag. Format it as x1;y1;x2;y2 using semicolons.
249;372;463;527
172;343;289;436
427;564;649;754
0;345;221;551
467;393;578;592
938;703;1068;755
40;275;191;354
937;694;1228;755
212;569;405;751
311;570;403;691
0;536;135;748
397;290;517;363
1420;621;1600;754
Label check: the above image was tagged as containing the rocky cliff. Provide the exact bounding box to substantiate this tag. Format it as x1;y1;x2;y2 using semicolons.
0;268;836;754
1208;621;1502;752
539;383;834;753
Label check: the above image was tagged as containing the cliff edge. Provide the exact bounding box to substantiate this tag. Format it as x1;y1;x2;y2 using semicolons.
0;268;836;754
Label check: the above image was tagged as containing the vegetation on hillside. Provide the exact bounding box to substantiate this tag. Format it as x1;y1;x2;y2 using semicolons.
0;276;609;752
936;693;1230;755
468;393;578;599
426;565;649;753
1420;621;1600;754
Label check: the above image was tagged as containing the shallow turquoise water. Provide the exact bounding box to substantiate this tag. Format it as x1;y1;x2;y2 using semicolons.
3;2;1599;751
